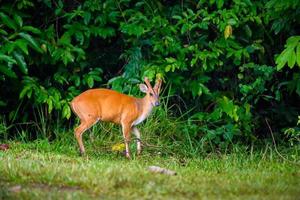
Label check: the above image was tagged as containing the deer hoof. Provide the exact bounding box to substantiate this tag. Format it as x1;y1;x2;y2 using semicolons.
79;150;85;157
124;151;131;159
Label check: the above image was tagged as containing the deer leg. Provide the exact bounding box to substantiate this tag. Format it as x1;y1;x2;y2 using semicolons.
132;127;142;155
74;119;98;156
121;123;132;159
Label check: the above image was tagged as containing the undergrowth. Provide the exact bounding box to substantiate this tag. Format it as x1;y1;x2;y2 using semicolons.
0;94;299;199
1;95;300;160
0;140;299;200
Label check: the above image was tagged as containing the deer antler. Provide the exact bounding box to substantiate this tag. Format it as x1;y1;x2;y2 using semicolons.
154;78;162;94
144;77;155;94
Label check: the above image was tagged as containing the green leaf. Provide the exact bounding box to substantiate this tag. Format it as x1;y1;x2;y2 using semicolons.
13;14;23;27
21;26;41;34
296;44;300;67
237;73;244;79
276;49;290;70
15;39;29;55
172;15;182;20
91;75;101;81
181;23;189;34
43;0;52;8
62;104;71;119
83;11;91;25
90;27;116;39
74;76;80;86
0;64;17;78
276;36;300;70
62;50;74;65
286;36;300;48
244;25;252;37
2;42;16;54
0;54;17;64
47;99;53;113
13;51;28;74
87;76;94;88
55;8;62;16
75;31;84;45
271;20;283;35
19;85;32;99
165;57;176;63
216;0;224;9
219;96;239;122
288;50;296;68
191;57;197;67
0;29;8;35
165;65;171;72
120;23;144;36
59;33;71;45
228;19;237;26
0;12;17;30
18;32;42;53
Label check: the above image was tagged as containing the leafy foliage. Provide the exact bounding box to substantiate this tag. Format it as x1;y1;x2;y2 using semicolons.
0;0;299;150
276;36;300;70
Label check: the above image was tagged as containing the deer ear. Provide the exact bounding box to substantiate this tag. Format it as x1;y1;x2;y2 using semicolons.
139;84;148;93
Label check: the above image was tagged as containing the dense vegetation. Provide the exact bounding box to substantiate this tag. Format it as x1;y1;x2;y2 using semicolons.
0;1;299;199
0;0;299;153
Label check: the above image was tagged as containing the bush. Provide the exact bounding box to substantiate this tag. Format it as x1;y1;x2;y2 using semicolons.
0;0;299;150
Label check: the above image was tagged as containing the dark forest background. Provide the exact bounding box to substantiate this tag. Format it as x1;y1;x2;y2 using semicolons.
0;0;299;152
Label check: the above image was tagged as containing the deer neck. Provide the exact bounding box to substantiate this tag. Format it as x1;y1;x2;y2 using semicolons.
132;96;154;126
141;95;154;114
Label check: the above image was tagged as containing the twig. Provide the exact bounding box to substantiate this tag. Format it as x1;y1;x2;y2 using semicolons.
115;0;127;24
205;102;216;112
265;118;300;166
138;139;163;149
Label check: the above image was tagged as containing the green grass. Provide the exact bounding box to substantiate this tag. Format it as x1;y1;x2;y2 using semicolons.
0;140;299;200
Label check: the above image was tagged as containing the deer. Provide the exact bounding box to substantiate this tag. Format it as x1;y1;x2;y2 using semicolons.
70;77;162;158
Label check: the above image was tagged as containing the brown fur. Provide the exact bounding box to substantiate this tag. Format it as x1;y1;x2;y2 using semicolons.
71;78;162;158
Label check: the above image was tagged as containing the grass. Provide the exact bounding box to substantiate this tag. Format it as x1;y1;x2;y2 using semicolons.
0;139;299;200
0;102;299;199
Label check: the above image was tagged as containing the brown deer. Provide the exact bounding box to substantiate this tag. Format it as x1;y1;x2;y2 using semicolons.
70;77;162;158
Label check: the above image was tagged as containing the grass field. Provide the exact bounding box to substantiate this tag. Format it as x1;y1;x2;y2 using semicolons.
0;139;299;200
